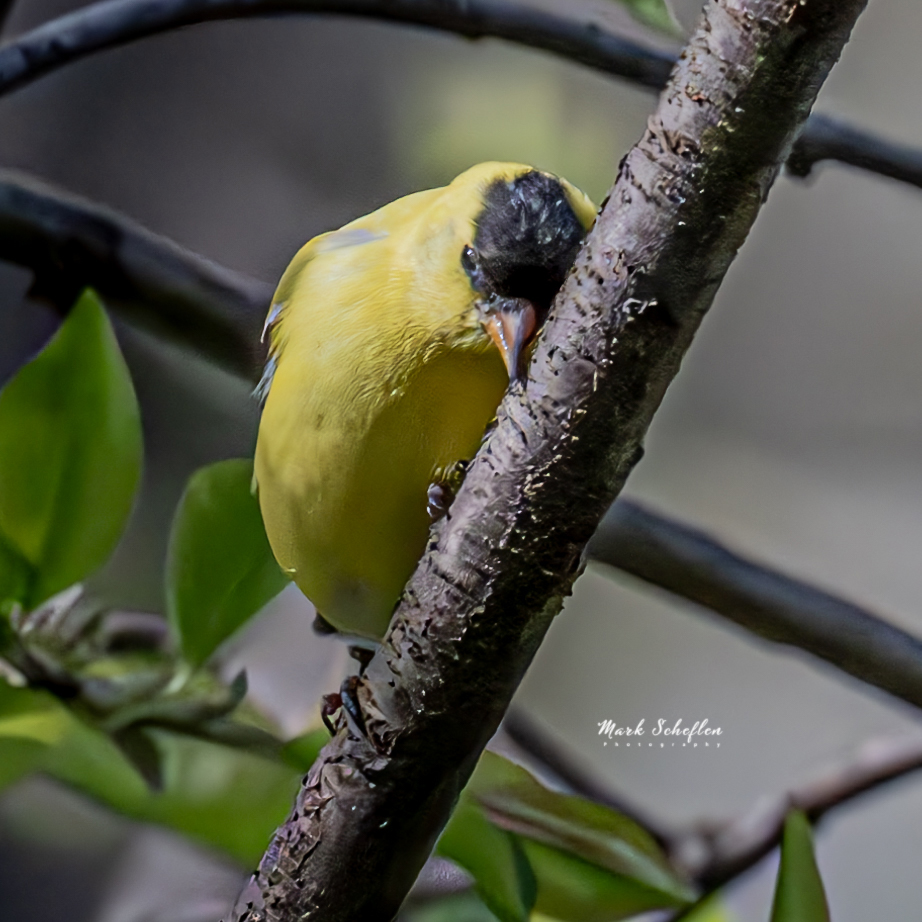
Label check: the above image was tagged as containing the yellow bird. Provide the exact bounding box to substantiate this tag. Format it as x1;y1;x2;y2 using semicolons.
254;162;596;640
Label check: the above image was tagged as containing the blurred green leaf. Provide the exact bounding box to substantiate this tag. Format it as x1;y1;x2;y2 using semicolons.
0;290;141;608
281;725;328;771
615;0;683;38
0;531;31;610
112;724;165;791
404;892;500;922
0;737;46;790
0;679;70;745
54;727;301;866
0;679;302;865
524;841;688;922
469;753;693;908
677;894;739;922
0;681;70;791
166;458;288;667
770;811;831;922
438;789;536;922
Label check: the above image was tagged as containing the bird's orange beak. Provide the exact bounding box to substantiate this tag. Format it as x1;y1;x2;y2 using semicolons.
484;298;538;383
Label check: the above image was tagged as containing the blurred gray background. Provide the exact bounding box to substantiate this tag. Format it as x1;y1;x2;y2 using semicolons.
1;0;921;919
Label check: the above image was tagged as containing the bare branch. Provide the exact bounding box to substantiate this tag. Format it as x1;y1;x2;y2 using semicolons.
225;0;869;918
0;0;672;97
0;169;270;378
0;0;917;196
789;113;922;191
672;734;922;895
590;501;922;712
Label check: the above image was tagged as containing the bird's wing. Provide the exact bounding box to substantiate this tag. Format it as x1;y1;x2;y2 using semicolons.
254;227;386;403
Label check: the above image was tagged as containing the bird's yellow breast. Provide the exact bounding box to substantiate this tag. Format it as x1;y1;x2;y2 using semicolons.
254;166;522;638
254;162;595;639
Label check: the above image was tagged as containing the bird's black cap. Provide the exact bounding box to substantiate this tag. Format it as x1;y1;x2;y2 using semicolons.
465;170;585;310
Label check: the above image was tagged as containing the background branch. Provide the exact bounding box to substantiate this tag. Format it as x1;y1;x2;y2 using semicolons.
0;169;268;378
590;501;922;712
673;734;922;896
0;0;918;195
788;113;922;190
0;0;672;95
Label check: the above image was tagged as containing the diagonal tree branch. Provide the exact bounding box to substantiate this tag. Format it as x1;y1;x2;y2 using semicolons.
224;0;869;918
6;169;922;724
0;169;269;378
590;501;922;712
0;0;919;195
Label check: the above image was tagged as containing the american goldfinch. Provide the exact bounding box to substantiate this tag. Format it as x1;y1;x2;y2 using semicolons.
254;162;596;639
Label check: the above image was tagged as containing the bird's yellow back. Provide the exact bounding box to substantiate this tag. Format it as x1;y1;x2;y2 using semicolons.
254;163;595;638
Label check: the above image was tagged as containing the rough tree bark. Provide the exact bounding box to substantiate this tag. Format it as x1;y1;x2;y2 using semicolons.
226;0;869;919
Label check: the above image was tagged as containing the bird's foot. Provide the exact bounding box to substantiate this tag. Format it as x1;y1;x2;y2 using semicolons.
320;675;370;740
312;611;339;635
427;460;470;521
426;481;453;521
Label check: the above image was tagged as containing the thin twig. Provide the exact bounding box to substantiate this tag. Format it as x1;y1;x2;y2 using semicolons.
0;169;270;378
0;0;917;195
788;113;922;191
672;734;922;901
589;501;922;712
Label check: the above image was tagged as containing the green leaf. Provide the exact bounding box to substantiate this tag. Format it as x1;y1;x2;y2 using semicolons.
404;892;500;922
166;458;288;667
0;676;311;864
524;841;688;922
281;725;328;771
0;290;142;608
770;811;831;922
469;753;694;908
0;737;46;790
438;790;536;922
614;0;683;38
0;679;303;865
0;531;32;610
0;678;70;746
54;728;302;865
679;895;738;922
0;680;71;791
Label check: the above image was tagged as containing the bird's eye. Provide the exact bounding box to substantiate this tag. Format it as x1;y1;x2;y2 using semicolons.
461;245;477;273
